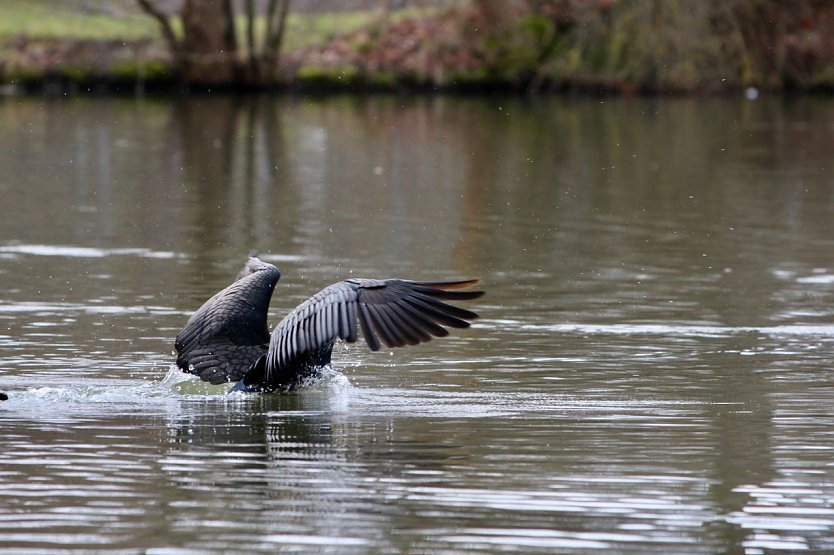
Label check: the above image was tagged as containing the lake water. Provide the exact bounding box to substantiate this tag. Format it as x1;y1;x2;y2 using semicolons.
1;94;833;554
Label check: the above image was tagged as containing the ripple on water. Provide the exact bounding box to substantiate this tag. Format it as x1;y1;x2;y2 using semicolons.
0;244;183;259
728;481;834;551
514;322;834;339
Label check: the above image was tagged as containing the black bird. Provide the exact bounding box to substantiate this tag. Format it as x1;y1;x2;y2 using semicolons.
175;257;484;393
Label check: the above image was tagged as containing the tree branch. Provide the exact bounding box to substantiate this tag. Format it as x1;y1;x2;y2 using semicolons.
136;0;178;52
221;0;237;53
245;0;257;80
265;0;279;42
265;0;291;74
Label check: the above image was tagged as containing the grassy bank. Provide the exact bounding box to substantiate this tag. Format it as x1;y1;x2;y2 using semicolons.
0;0;384;48
0;0;384;90
2;1;834;94
0;0;156;41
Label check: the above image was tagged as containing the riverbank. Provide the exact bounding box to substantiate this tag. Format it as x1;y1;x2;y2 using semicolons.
3;1;834;95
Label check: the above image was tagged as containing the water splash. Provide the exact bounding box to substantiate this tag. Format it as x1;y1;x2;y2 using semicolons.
297;365;352;393
2;364;354;411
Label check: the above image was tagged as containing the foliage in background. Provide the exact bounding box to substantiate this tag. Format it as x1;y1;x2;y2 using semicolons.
550;0;834;92
1;0;834;93
541;0;834;92
550;1;719;92
281;0;834;93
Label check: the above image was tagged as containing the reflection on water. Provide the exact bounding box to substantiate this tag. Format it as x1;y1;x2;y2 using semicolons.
1;95;834;553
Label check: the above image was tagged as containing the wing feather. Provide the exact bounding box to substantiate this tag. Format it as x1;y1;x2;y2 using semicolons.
325;300;336;340
380;303;421;346
395;299;450;338
357;302;381;352
317;305;326;344
370;303;403;348
345;298;359;342
402;296;472;329
412;291;481;320
264;279;483;382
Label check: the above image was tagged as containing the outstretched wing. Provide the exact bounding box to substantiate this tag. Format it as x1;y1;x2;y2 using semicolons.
175;258;281;384
264;278;484;380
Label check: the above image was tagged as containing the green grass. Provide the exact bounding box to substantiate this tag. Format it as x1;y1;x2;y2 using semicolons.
0;0;395;51
285;11;380;51
0;1;440;89
0;0;158;41
0;0;394;50
233;9;427;52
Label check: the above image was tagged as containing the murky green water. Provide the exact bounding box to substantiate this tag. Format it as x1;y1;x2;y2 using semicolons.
1;94;833;554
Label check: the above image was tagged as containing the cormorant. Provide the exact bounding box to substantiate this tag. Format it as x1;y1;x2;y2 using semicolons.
175;257;484;393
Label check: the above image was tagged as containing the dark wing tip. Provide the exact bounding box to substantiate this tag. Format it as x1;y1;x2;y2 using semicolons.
409;279;485;301
351;278;484;352
408;278;481;290
416;289;484;301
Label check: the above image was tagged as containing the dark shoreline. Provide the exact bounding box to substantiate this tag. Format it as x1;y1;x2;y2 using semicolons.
6;72;831;98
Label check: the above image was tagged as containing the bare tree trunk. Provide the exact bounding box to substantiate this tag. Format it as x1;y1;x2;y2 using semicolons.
245;0;258;82
139;0;291;87
264;0;291;80
179;0;239;84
